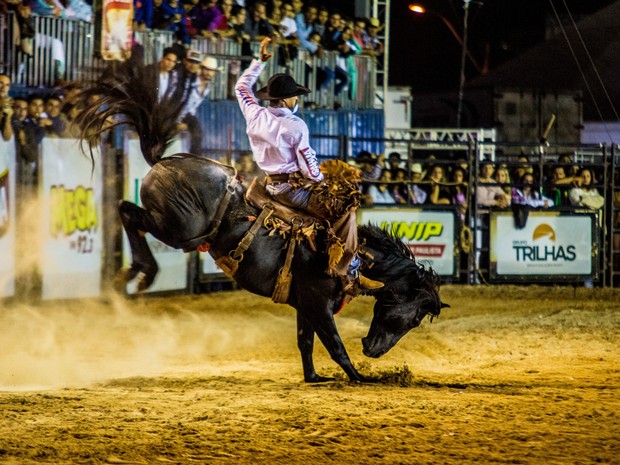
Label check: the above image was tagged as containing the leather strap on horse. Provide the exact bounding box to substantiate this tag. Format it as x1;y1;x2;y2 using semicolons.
204;174;239;244
181;171;240;252
215;203;275;277
272;217;303;304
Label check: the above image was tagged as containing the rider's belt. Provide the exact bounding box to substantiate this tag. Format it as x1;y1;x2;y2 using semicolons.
265;172;299;185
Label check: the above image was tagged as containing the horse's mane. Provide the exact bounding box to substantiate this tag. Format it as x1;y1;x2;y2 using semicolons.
359;224;415;261
359;223;440;293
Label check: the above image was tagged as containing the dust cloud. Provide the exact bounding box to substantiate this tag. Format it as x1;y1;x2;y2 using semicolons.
1;195;297;391
0;293;297;391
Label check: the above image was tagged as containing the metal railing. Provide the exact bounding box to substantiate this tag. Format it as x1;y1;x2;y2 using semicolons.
1;12;376;109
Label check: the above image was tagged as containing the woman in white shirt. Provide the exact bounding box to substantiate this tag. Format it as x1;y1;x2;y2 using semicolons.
569;167;604;210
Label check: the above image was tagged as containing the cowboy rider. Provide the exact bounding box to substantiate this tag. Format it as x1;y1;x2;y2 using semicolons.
235;36;383;292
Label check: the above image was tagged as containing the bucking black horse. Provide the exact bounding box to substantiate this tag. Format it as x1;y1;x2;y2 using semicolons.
76;61;447;383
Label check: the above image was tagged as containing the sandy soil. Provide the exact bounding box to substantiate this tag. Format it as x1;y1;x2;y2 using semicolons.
0;285;618;464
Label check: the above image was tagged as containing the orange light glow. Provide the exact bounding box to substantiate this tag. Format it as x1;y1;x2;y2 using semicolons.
409;4;426;14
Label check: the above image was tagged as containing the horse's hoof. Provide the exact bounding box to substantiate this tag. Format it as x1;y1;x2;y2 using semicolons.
137;273;156;292
354;374;379;383
113;268;137;289
304;374;335;383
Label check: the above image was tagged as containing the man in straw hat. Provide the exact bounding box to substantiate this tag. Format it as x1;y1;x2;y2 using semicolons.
179;54;221;153
235;37;383;292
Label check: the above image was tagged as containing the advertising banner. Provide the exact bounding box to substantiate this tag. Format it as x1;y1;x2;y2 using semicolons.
0;137;16;298
490;211;595;280
100;0;133;61
358;208;457;276
124;137;188;294
40;139;103;299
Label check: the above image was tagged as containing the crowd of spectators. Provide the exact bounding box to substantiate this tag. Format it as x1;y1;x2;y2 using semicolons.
2;0;385;105
357;150;606;216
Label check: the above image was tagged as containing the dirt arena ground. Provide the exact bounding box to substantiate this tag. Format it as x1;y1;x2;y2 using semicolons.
0;285;618;464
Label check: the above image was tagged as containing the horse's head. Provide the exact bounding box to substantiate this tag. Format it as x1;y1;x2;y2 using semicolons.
362;265;448;358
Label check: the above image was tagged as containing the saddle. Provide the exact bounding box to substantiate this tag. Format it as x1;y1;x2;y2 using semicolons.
213;177;324;304
215;161;364;305
245;176;322;248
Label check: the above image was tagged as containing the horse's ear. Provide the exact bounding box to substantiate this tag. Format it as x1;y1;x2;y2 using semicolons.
441;302;450;309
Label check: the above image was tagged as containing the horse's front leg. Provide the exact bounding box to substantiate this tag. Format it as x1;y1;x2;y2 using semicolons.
297;312;334;383
310;312;368;382
117;201;159;291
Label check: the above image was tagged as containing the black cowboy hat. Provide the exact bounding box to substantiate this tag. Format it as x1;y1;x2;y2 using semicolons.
255;73;311;100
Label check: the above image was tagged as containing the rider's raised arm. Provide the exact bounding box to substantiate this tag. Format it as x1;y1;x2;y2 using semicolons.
235;37;272;121
235;59;265;121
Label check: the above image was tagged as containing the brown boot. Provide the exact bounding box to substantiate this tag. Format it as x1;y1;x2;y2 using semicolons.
359;274;384;290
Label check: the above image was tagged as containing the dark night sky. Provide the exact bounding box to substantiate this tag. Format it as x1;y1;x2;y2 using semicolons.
388;0;617;92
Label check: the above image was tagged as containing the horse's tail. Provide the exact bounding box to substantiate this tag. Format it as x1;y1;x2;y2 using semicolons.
75;60;183;167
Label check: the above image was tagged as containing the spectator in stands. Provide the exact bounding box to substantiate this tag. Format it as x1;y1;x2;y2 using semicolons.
351;17;365;50
386;151;403;176
277;2;299;69
31;0;65;18
213;0;235;35
146;47;180;102
151;0;181;30
24;95;46;144
312;6;328;36
229;5;251;49
450;166;468;220
0;73;14;142
363;17;384;58
15;3;35;56
356;150;383;182
366;169;397;205
175;49;202;104
545;165;572;207
302;31;331;103
336;26;361;102
569;167;604;210
178;55;221;154
356;150;382;204
408;163;427;205
245;1;273;41
40;95;65;137
28;2;67;80
391;168;408;205
134;0;154;30
267;0;282;28
290;0;303;16
268;0;283;16
424;164;451;205
558;153;580;178
59;101;82;138
192;0;222;39
295;3;318;54
494;164;512;200
512;172;553;208
64;0;93;22
165;0;188;43
322;10;342;50
476;159;510;208
13;96;42;185
510;154;533;185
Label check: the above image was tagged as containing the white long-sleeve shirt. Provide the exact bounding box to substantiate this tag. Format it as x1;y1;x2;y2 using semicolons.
235;59;323;182
180;79;212;118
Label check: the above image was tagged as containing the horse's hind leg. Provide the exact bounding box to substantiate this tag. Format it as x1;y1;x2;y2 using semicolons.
297;313;334;383
117;201;159;291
